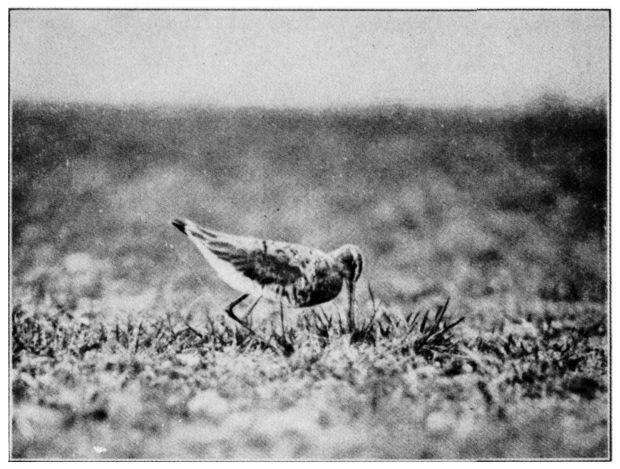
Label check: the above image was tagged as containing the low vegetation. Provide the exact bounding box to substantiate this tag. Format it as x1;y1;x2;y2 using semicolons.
12;268;608;458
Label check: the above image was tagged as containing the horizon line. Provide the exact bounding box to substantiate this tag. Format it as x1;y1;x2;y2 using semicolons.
10;93;608;114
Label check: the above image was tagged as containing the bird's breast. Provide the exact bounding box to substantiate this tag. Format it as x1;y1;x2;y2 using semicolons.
261;269;343;308
299;273;344;307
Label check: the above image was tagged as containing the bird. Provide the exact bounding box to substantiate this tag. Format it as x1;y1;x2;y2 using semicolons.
171;218;363;332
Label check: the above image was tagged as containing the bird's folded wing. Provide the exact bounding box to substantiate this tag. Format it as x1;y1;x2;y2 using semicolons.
206;238;304;286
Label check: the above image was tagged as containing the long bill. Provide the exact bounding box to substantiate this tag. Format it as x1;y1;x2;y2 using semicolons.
347;279;356;332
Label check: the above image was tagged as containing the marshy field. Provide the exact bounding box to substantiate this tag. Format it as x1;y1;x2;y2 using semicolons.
10;96;608;459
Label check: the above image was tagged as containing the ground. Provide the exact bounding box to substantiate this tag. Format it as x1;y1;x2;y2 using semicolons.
10;97;609;459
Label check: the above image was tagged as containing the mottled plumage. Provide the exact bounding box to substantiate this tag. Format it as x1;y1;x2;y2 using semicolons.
172;218;363;314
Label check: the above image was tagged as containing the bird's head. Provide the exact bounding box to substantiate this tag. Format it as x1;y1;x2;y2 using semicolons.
332;244;364;284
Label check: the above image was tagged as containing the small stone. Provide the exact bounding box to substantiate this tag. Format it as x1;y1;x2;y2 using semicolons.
187;390;230;421
176;353;201;368
426;411;452;433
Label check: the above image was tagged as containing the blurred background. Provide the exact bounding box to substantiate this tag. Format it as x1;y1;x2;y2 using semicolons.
10;10;609;319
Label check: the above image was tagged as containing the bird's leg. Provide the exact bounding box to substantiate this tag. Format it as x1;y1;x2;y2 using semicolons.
347;280;357;333
224;294;281;353
224;294;249;318
242;295;262;323
224;294;254;332
279;301;286;338
272;300;294;356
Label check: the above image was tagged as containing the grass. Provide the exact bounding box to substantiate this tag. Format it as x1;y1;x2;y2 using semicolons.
11;275;608;459
10;97;609;459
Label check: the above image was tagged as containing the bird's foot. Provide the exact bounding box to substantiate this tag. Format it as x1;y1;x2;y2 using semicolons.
272;332;295;357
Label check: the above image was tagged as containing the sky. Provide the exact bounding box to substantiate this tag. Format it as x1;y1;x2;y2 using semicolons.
10;10;609;108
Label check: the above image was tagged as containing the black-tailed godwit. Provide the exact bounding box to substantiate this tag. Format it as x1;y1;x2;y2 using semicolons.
172;218;363;332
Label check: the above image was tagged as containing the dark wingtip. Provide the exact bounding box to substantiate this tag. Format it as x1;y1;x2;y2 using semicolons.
172;218;186;234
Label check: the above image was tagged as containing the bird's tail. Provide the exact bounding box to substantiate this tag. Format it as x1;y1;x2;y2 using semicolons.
171;218;217;241
172;218;188;234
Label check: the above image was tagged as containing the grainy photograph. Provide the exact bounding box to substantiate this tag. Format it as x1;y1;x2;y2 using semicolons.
9;9;609;460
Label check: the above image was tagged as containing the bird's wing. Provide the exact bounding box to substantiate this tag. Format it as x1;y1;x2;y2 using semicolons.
202;233;309;287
